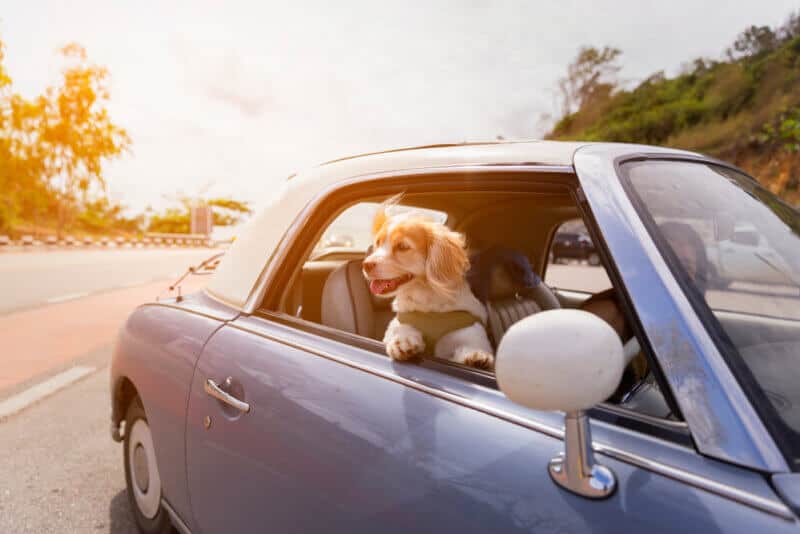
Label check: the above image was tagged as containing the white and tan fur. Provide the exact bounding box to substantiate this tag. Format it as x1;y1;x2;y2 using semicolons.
362;197;494;369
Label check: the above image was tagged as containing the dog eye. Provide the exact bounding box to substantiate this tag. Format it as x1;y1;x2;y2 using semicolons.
395;242;410;252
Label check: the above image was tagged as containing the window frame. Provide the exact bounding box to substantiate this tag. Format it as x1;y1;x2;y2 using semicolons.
254;168;691;445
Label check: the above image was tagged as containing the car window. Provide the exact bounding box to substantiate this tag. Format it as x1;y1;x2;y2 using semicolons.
267;186;682;430
314;202;447;256
623;160;800;467
544;219;612;293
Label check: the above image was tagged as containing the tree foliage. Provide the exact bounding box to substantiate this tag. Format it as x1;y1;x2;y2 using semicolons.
548;11;800;148
547;10;800;203
0;38;130;235
147;197;253;233
557;46;621;117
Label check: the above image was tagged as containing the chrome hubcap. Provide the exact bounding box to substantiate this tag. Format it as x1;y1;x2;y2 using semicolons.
133;444;150;493
128;419;161;519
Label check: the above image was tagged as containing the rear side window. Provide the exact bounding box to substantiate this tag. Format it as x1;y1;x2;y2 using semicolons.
314;203;447;257
544;219;611;293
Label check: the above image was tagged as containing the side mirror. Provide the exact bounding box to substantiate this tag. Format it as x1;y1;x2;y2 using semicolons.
496;309;625;499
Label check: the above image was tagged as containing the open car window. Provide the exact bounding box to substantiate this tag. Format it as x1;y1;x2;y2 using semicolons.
266;183;683;436
314;203;447;255
544;219;612;295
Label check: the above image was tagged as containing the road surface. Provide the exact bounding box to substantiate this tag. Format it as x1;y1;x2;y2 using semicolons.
0;249;210;533
0;249;215;315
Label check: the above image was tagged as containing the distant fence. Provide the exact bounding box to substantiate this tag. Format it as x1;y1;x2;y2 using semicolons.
0;232;230;249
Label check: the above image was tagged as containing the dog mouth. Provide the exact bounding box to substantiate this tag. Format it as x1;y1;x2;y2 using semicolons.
368;274;413;295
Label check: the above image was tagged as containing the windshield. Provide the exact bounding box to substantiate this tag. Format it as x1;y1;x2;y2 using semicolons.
623;160;800;468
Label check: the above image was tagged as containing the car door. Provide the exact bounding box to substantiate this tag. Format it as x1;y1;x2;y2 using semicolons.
184;312;796;534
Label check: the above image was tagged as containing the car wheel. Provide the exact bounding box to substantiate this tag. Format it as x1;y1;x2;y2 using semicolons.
123;397;172;534
587;252;600;266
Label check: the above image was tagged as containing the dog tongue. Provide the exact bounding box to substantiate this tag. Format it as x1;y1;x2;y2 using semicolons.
370;279;395;295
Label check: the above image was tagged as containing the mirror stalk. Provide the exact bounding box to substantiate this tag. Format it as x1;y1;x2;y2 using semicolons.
548;410;616;499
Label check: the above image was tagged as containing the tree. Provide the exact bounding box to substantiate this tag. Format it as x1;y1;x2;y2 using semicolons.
147;197;252;233
727;25;778;59
34;43;131;235
557;46;622;117
206;197;252;226
0;38;130;235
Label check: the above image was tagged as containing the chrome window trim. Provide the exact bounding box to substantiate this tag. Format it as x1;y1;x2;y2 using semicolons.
227;318;794;520
242;164;573;314
574;144;789;473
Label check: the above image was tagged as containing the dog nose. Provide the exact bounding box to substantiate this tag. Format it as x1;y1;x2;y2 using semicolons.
363;260;376;274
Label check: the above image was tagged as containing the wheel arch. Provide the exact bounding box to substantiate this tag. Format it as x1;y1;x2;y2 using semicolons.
111;375;140;442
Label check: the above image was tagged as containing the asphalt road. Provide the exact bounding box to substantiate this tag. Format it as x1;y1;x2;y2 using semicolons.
0;249;215;315
0;250;210;533
0;361;137;534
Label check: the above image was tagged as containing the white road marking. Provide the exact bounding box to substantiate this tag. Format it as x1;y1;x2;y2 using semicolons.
45;292;89;304
0;366;96;420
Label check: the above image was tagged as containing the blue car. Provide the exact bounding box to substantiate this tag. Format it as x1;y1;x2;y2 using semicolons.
110;141;800;533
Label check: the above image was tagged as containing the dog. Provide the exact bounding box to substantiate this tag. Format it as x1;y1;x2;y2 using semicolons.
362;197;494;369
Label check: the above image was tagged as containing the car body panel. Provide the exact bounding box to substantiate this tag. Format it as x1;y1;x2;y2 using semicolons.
184;314;795;532
110;292;227;530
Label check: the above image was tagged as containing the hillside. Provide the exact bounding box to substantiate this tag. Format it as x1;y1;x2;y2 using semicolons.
547;14;800;205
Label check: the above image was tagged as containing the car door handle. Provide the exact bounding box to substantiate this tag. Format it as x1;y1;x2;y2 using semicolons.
204;378;250;413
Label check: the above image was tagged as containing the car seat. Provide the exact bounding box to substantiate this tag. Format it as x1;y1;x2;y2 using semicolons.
321;258;559;348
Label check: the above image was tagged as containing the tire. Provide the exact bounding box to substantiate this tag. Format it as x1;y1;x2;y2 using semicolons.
123;397;173;534
587;252;601;266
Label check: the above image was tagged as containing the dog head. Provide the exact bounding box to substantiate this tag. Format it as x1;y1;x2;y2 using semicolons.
362;196;469;299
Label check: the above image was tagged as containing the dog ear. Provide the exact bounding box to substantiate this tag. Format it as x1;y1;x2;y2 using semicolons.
372;193;404;235
425;226;469;299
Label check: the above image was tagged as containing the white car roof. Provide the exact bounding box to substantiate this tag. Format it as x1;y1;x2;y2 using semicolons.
206;140;587;309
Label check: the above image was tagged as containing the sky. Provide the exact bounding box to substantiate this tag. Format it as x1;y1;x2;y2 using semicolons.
2;1;798;214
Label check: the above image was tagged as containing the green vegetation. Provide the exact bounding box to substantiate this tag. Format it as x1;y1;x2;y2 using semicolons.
0;39;131;237
547;11;800;203
0;38;253;239
147;197;252;234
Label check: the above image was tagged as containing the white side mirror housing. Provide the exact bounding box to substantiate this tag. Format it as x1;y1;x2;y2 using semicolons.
495;308;626;499
496;309;625;412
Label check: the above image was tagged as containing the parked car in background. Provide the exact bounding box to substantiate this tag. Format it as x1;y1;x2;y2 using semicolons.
706;223;798;288
20;235;34;246
550;230;600;265
0;235;9;246
110;141;800;534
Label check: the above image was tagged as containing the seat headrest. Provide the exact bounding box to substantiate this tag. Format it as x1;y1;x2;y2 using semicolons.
488;264;522;300
467;246;541;302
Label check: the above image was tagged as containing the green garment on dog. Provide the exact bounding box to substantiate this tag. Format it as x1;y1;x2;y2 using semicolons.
396;310;484;354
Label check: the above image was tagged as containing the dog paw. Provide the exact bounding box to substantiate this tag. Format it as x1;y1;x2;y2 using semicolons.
386;331;425;361
462;350;495;370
